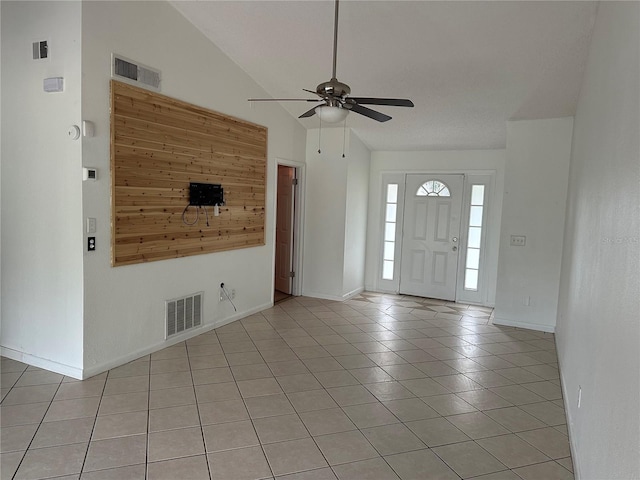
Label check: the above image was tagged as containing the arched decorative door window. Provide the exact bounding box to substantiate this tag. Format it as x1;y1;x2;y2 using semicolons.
416;180;451;197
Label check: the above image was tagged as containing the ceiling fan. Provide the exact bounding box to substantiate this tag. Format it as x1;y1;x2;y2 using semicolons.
248;0;414;123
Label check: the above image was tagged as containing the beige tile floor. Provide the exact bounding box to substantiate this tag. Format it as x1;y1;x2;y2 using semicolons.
0;292;574;480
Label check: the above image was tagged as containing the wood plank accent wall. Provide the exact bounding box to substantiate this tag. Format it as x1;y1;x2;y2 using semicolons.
110;80;267;266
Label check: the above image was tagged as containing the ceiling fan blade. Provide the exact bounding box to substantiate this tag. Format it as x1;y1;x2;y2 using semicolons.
299;106;318;118
248;98;321;102
349;104;392;122
349;97;414;107
303;89;325;98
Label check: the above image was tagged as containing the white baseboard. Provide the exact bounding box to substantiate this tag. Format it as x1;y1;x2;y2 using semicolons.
556;346;582;479
303;287;364;302
492;317;556;333
76;301;274;380
213;301;273;329
301;291;344;301
342;287;364;300
0;346;84;379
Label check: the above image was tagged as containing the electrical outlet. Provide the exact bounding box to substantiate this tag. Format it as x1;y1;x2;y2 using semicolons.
510;235;526;246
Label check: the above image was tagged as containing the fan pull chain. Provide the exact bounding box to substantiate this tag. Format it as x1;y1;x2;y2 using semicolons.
342;116;347;158
318;115;322;154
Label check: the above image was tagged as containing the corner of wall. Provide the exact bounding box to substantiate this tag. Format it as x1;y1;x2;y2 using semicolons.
1;0;84;373
494;117;573;332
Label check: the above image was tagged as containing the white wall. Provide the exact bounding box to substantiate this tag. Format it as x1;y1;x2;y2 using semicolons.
81;1;306;376
303;128;348;300
556;3;640;478
366;150;505;305
493;118;573;332
303;127;370;300
1;1;84;376
343;133;370;297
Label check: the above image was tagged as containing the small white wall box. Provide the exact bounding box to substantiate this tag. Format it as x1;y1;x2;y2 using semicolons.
43;77;64;93
83;167;98;181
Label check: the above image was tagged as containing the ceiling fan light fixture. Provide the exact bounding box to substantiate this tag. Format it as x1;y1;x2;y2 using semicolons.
315;105;349;123
247;0;413;124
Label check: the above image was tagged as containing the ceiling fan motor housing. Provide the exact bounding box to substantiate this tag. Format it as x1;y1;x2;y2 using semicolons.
317;78;351;99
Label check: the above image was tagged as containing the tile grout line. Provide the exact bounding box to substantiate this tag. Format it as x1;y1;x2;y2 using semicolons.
7;371;65;480
145;351;152;479
78;368;110;477
0;361;29;480
184;339;214;480
222;315;277;480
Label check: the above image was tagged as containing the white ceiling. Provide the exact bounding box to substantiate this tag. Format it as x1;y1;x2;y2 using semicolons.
172;1;597;151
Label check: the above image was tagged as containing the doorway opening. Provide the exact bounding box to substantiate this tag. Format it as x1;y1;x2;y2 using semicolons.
274;164;297;303
377;172;494;306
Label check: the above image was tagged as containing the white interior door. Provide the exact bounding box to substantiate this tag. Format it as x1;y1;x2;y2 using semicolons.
399;174;464;300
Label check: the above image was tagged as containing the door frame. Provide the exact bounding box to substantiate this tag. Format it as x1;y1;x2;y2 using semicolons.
273;158;306;298
374;169;497;306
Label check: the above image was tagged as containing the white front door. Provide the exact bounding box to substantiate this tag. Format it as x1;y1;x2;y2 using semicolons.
399;174;464;300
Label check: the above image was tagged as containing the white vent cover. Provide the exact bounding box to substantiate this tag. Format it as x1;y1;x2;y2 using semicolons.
112;54;161;91
166;292;203;338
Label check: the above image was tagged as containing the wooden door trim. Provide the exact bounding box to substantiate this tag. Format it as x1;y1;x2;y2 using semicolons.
273;158;306;299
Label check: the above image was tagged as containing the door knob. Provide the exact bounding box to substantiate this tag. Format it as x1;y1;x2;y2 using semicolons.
452;237;458;242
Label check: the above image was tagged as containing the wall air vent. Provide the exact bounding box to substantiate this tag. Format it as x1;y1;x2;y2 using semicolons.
112;54;161;91
166;292;203;338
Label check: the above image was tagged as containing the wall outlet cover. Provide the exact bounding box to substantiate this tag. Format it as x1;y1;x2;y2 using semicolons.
510;235;526;246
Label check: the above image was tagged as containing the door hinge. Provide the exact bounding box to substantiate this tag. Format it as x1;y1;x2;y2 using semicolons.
292;178;299;186
289;271;296;278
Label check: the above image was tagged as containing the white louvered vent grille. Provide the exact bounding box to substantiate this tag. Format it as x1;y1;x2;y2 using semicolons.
112;54;161;91
166;292;202;338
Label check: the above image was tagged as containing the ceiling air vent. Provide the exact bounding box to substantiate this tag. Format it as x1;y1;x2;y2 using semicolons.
166;292;203;338
112;54;161;91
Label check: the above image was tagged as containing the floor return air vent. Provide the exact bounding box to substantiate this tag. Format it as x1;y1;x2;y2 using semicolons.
166;292;202;338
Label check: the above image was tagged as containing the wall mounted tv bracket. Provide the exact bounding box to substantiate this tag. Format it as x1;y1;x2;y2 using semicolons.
189;182;224;206
182;183;225;226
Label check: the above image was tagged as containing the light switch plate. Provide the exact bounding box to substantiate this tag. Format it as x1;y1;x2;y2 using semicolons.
86;218;97;234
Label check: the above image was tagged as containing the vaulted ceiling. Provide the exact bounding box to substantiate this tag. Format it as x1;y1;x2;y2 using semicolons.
172;1;597;151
